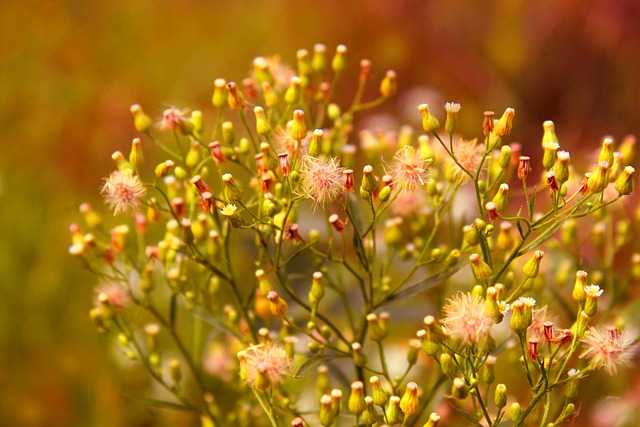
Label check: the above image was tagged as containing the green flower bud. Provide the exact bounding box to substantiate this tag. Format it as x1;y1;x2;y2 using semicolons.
572;270;588;303
361;396;377;425
554;150;571;185
266;291;288;317
440;353;457;377
296;48;312;78
222;173;244;202
523;250;544;279
361;165;379;194
493;107;515;138
483;355;496;385
615;166;635;196
254;106;271;136
369;375;388;406
484;286;503;323
211;78;227;108
284;76;302;104
319;395;335;427
352;343;367;367
498;145;512;169
379;185;392;202
598;137;615;166
451;378;469;399
469;253;493;281
312;43;327;72
494;384;507;409
423;413;441;427
186;141;201;168
400;382;419;416
587;161;609;194
418;104;440;133
509;402;522;423
222;121;235;146
385;396;401;424
510;300;528;334
191;110;204;139
444;102;461;134
407;339;421;366
309;271;325;304
111;151;133;172
261;81;278;108
130;104;153;133
262;199;278;218
443;249;461;267
380;70;398;98
331;44;347;73
542;120;559;146
226;82;245;110
348;381;366;414
290;109;307;140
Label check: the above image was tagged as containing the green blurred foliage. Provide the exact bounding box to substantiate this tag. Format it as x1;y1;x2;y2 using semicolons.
1;0;638;426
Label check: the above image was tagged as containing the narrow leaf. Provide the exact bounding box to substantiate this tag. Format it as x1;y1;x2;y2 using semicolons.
450;402;484;427
377;260;467;307
129;395;197;412
190;307;246;340
294;354;349;378
519;221;563;255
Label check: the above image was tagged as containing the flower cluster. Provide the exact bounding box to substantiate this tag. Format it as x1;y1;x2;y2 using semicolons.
70;44;639;427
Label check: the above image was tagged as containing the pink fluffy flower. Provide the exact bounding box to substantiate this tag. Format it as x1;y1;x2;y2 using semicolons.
300;155;345;210
388;145;431;192
442;292;494;347
580;325;636;375
237;342;291;388
101;170;146;215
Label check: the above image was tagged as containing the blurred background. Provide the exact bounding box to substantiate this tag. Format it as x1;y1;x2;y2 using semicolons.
1;0;639;425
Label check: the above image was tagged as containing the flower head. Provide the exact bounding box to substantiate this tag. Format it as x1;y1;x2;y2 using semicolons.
442;292;494;347
580;326;636;374
101;170;146;215
449;138;485;183
160;107;189;132
237;342;291;388
388;145;431;192
95;282;130;311
300;155;345;210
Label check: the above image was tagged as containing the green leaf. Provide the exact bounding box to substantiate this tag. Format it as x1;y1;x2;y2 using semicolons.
376;260;467;307
519;221;564;255
190;307;246;341
128;395;198;412
294;354;349;378
450;402;484;427
528;186;537;220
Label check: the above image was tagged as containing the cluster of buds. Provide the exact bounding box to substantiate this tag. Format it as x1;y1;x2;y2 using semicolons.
70;43;639;427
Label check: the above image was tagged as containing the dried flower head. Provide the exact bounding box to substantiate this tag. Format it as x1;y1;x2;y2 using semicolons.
95;282;130;312
449;138;485;183
101;170;146;215
300;155;345;210
442;292;494;346
160;107;189;132
388;145;431;192
580;326;636;374
237;342;291;388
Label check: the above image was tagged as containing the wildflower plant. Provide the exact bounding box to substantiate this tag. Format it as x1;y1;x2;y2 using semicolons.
70;44;640;426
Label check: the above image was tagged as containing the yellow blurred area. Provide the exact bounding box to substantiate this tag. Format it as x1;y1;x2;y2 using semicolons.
1;0;638;425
